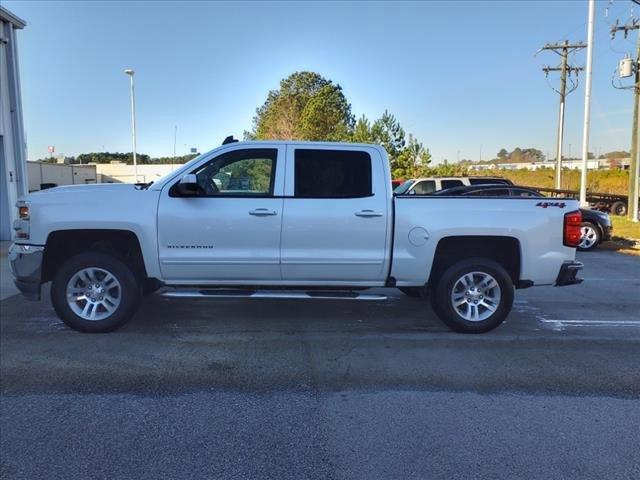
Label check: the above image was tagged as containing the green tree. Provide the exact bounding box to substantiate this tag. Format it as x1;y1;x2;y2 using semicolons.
248;72;434;180
428;160;468;177
371;110;406;161
251;71;354;141
351;115;373;143
300;84;354;140
74;152;151;165
599;150;629;159
392;134;432;178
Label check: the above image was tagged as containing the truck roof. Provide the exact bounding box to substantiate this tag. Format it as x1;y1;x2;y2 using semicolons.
228;140;385;150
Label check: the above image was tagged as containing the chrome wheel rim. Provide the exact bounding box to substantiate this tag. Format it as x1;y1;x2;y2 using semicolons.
66;267;121;321
450;272;501;322
579;225;598;249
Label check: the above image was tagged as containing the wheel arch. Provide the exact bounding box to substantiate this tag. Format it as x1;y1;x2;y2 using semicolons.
42;229;149;283
428;236;521;287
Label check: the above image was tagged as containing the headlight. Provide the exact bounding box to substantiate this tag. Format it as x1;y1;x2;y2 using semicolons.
14;202;30;240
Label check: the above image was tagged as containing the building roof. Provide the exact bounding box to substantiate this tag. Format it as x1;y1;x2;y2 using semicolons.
0;6;26;29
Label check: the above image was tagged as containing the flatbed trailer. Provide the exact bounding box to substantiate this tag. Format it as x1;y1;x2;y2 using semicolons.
521;186;638;216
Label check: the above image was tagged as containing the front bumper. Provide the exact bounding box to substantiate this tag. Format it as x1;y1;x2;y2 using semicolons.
555;261;583;287
602;223;613;242
8;244;44;300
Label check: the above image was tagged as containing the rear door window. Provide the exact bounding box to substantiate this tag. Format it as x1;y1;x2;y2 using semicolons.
294;149;372;198
469;178;510;186
440;179;464;190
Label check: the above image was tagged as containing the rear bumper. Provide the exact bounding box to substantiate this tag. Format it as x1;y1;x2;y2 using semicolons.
555;261;583;286
8;244;44;301
601;224;613;242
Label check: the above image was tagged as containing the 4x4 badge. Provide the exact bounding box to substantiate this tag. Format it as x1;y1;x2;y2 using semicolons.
535;201;566;208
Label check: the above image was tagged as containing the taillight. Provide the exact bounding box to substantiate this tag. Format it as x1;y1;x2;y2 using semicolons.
563;210;582;247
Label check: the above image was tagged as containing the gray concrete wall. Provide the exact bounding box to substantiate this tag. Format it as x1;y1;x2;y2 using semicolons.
0;9;27;241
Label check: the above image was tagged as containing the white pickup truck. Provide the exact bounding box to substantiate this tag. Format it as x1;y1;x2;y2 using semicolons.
10;140;583;334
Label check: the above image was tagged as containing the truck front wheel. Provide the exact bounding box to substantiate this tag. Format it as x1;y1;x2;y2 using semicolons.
431;258;514;333
51;252;142;333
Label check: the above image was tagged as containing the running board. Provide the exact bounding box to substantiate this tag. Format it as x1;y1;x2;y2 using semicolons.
159;288;387;301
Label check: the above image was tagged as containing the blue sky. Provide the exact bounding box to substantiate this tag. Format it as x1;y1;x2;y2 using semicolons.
4;0;639;163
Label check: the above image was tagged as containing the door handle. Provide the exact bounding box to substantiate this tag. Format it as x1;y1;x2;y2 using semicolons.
355;210;383;218
249;208;277;216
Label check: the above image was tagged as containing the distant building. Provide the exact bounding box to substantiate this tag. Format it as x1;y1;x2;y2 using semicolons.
0;7;27;241
27;162;97;192
468;157;631;172
24;161;182;189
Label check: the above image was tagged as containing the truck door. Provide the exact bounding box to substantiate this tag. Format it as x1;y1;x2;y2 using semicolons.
157;146;284;282
280;146;390;283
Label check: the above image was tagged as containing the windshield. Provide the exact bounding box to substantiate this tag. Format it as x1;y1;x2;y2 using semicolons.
394;179;415;195
150;150;212;188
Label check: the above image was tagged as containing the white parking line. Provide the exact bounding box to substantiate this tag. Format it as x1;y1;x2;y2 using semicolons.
537;317;640;328
582;278;640;281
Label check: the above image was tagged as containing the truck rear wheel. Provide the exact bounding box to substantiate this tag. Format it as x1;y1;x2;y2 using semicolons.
51;252;142;333
431;258;514;333
611;201;627;216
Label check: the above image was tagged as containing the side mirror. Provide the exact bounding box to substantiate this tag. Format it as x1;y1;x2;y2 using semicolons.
176;174;199;196
408;189;416;195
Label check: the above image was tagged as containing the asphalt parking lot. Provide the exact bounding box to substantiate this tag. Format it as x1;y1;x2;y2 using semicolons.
1;250;639;479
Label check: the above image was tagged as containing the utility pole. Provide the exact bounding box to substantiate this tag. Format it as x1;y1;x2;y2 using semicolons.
540;40;586;189
611;10;640;221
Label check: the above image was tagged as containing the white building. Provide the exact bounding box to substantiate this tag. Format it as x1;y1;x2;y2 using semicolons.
468;157;629;172
27;161;97;191
0;7;27;241
24;161;183;190
95;163;182;183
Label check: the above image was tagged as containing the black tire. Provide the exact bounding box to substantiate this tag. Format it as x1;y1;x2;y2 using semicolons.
577;221;601;252
398;286;427;298
611;201;627;216
51;252;142;333
430;257;514;334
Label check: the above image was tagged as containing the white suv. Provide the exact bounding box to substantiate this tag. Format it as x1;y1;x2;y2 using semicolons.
394;176;513;195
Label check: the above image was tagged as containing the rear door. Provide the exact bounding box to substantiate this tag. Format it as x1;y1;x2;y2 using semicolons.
280;145;389;283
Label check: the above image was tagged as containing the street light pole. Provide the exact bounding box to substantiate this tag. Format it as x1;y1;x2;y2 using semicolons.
173;125;177;157
579;0;595;207
124;69;138;183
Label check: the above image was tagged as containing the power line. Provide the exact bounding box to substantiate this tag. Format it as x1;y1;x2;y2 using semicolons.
610;11;640;221
539;40;587;189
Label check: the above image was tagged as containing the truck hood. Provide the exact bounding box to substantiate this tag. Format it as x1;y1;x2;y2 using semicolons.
28;183;138;196
22;183;158;208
